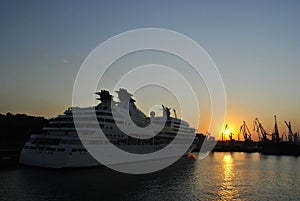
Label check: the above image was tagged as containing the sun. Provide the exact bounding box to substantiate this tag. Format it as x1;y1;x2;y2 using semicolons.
224;127;231;135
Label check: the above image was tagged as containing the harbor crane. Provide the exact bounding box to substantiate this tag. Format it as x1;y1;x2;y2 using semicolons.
271;115;280;142
222;124;234;141
284;121;294;142
239;121;252;142
253;118;269;142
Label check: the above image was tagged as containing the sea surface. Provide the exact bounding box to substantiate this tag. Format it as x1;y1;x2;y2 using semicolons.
1;152;300;201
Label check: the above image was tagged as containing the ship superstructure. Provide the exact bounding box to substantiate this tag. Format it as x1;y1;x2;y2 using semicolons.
19;89;197;168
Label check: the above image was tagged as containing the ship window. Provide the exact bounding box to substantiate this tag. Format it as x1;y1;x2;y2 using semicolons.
106;119;115;123
32;138;61;146
61;139;82;144
98;118;104;122
89;140;99;144
57;148;65;152
45;147;56;151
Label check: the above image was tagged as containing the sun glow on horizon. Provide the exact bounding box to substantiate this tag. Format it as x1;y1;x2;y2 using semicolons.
224;127;231;135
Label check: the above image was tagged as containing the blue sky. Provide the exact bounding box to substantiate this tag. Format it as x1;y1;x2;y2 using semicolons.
1;0;300;138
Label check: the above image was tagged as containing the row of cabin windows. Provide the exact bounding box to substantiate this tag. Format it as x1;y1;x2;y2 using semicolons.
71;148;87;152
59;137;125;145
52;116;114;123
106;134;124;138
52;117;128;124
49;123;110;128
96;112;112;116
63;111;113;116
99;124;113;129
88;140;110;145
49;120;128;129
32;138;61;145
24;146;65;152
49;120;132;131
24;146;103;153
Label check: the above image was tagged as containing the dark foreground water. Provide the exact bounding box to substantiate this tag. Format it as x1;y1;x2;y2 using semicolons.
1;152;300;201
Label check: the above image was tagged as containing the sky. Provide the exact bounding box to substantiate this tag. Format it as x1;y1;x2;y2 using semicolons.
1;0;300;140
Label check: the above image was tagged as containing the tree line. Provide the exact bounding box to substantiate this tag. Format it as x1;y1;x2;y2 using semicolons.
0;113;48;148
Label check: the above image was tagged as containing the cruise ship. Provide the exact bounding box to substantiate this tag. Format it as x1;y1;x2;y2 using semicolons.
19;88;198;168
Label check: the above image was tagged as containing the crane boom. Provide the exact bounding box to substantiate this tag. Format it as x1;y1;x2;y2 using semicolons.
253;118;269;142
239;121;252;142
284;121;294;142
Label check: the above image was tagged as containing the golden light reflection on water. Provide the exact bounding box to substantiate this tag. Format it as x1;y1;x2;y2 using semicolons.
218;154;236;200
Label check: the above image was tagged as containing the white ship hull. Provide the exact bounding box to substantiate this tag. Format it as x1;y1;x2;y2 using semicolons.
19;144;196;168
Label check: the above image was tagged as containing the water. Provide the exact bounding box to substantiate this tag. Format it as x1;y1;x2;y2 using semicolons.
1;152;300;200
